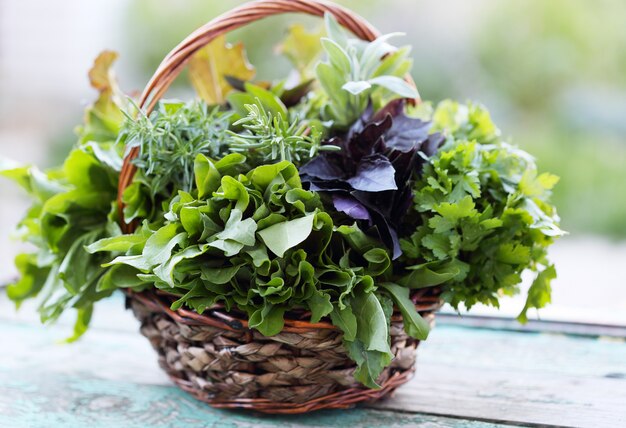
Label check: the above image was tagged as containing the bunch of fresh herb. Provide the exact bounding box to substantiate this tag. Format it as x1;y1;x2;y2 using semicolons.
88;154;427;387
399;101;563;320
119;101;232;196
228;99;334;163
0;52;125;341
300;99;444;258
1;12;562;390
315;14;417;128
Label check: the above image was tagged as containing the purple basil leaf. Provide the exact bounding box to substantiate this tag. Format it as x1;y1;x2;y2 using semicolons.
391;186;414;226
367;212;402;260
332;194;371;221
299;154;345;180
347;154;398;192
299;98;446;260
371;98;405;122
345;115;391;161
304;179;352;192
421;132;445;157
351;190;392;217
385;114;431;152
388;150;417;185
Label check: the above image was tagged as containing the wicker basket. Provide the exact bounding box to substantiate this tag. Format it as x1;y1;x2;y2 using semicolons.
119;0;443;414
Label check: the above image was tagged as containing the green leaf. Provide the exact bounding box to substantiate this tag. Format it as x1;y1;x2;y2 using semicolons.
324;13;348;48
421;233;452;260
345;339;391;389
368;76;418;99
153;245;207;288
83;142;122;171
64;304;93;343
171;281;216;312
363;248;391;276
97;265;146;292
360;32;404;74
116;224;186;272
336;223;381;254
248;161;300;190
520;169;560;197
201;264;242;285
496;243;531;265
121;181;150;223
145;225;186;264
85;234;146;254
0;160;34;194
330;306;357;341
194;154;222;198
344;290;394;389
257;214;315;257
214;153;246;175
207;239;244;257
372;46;412;77
381;283;430;340
6;254;50;306
77;51;125;145
518;265;556;323
315;62;347;105
434;195;476;221
58;230;102;294
308;290;333;323
352;291;391;355
180;207;203;238
63;147;113;192
321;38;351;74
243;83;288;119
342;80;372;95
399;261;467;288
216;209;257;246
219;176;250;212
248;305;286;336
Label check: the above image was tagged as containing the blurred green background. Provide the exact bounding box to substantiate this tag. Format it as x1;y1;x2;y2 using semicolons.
123;0;626;238
2;0;625;323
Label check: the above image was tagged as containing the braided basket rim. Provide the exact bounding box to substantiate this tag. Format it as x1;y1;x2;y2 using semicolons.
128;287;442;333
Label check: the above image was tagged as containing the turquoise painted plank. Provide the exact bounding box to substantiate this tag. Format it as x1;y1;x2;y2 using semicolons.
1;296;625;426
418;324;626;378
0;372;503;428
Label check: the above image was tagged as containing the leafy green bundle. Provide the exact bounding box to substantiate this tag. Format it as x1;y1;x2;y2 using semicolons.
1;14;562;387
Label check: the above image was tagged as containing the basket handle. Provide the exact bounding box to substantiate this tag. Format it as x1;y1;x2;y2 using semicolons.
118;0;419;231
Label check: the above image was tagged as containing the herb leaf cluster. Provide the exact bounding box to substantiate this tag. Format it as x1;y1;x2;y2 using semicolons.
1;14;562;390
119;101;231;195
316;14;418;128
89;154;424;388
400;101;563;320
300;99;444;259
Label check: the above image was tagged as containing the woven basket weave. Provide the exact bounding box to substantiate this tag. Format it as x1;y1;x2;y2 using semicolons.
120;0;442;414
128;288;441;413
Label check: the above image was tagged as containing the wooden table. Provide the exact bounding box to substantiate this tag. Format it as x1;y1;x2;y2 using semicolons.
1;295;624;428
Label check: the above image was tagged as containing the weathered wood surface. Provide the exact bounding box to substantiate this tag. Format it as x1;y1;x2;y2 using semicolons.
0;295;624;427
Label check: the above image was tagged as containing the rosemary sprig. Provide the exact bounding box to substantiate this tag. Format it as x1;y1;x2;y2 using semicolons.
228;100;338;164
118;100;231;195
